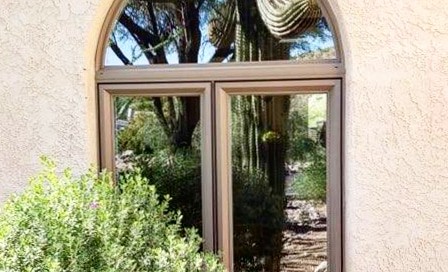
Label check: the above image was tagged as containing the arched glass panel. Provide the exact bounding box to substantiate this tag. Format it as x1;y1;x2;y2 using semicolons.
104;0;337;66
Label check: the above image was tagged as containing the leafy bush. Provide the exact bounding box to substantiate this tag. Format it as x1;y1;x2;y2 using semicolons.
116;111;168;155
117;149;202;232
293;147;327;201
287;108;312;163
139;149;202;231
0;158;223;272
232;167;284;271
118;152;286;271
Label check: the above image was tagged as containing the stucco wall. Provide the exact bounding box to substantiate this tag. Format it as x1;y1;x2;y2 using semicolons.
0;0;447;271
337;1;448;271
0;1;99;203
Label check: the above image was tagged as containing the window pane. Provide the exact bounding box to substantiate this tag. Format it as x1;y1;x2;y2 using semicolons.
113;95;203;235
105;0;336;66
230;93;328;271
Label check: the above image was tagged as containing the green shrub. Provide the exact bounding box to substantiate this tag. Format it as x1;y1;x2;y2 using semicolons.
118;152;286;271
293;147;327;201
116;111;168;155
118;149;202;232
232;167;284;271
0;157;223;272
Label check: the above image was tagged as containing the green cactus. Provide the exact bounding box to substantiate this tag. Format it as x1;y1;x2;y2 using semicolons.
257;0;322;39
208;1;236;51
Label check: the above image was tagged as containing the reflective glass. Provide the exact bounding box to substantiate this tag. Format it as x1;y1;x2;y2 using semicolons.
105;0;336;66
230;93;328;271
113;95;203;235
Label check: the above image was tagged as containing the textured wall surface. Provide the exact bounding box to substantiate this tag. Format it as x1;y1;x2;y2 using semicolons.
1;0;448;271
0;0;100;204
333;0;448;271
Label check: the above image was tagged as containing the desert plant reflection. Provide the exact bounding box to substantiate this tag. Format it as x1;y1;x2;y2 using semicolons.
105;0;336;66
231;93;328;272
114;96;203;235
112;89;329;271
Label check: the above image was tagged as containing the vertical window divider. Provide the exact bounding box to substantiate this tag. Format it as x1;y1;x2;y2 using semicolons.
201;83;214;251
215;83;233;269
327;81;342;272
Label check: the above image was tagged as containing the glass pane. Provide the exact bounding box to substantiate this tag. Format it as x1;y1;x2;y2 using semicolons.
230;93;328;271
105;0;336;66
113;95;203;235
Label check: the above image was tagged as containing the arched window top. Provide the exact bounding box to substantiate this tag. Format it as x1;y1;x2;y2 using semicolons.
103;0;340;66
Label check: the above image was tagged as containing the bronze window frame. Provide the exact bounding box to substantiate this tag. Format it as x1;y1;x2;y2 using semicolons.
215;79;342;271
98;83;214;251
98;77;343;272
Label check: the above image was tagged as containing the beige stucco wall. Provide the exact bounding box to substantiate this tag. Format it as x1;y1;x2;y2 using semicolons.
338;1;448;271
0;1;95;203
0;0;447;270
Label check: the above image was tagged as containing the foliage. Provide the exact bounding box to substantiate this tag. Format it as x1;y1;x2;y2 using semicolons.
118;149;286;271
109;0;334;65
287;99;327;201
261;130;281;143
0;157;224;272
293;146;327;202
116;94;202;230
117;111;168;155
119;149;203;231
292;18;335;58
287;109;315;163
115;96;135;120
232;167;284;271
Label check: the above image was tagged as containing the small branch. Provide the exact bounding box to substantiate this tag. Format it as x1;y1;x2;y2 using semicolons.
119;12;157;63
119;13;156;44
145;1;168;63
152;97;172;137
109;40;132;65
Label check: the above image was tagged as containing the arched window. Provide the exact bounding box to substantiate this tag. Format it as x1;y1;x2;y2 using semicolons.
103;0;340;66
97;1;343;271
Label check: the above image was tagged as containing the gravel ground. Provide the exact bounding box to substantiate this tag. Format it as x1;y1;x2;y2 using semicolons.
280;199;327;272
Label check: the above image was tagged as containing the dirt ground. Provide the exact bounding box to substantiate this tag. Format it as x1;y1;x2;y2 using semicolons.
280;199;327;272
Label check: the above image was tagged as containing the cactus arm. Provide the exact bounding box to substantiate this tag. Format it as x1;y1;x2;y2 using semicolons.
257;0;322;39
208;1;237;51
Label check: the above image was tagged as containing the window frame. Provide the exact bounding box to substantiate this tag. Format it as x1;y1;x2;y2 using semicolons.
96;0;345;269
96;62;343;83
98;82;215;251
215;79;342;271
98;76;343;272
